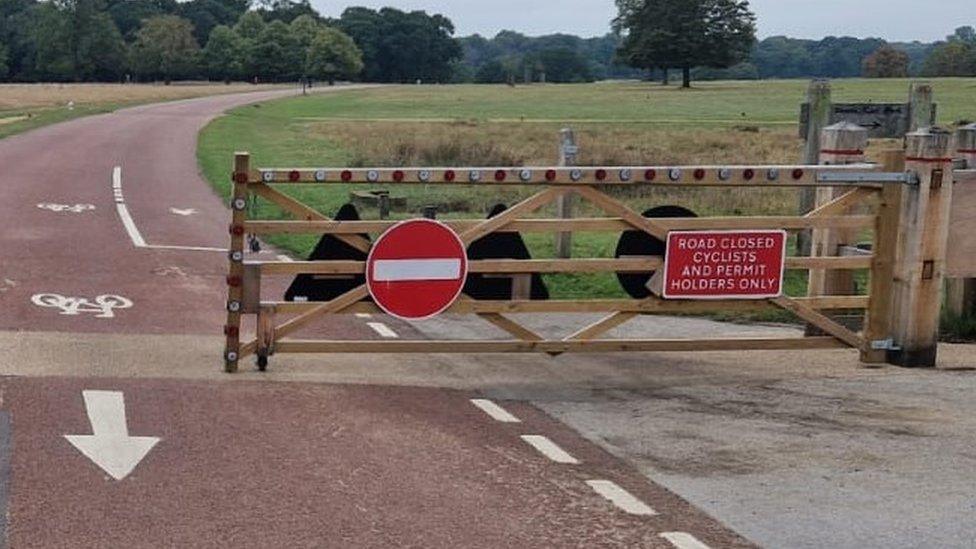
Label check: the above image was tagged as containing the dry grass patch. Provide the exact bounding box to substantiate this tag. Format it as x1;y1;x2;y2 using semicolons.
312;120;806;217
0;82;284;112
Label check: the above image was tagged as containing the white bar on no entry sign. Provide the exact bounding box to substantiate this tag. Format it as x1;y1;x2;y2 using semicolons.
373;259;462;282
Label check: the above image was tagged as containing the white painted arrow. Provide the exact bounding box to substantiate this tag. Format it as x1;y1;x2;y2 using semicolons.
169;207;198;216
64;391;160;480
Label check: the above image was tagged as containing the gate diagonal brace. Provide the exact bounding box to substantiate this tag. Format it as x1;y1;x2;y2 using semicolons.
771;296;865;350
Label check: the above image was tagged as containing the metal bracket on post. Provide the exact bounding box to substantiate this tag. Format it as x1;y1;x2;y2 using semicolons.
871;338;901;351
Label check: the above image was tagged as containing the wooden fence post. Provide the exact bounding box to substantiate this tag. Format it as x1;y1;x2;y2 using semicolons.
809;122;868;299
799;79;832;256
908;82;934;133
554;128;578;259
861;150;905;364
946;123;976;317
888;127;954;367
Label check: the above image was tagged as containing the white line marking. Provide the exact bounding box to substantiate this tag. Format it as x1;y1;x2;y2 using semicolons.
586;480;658;516
277;254;294;262
470;399;521;423
355;313;372;319
64;391;160;481
113;167;147;248
373;258;462;282
660;532;711;549
145;244;228;253
366;322;399;338
520;435;579;464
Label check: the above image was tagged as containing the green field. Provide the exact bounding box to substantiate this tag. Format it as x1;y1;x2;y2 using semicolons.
197;78;976;315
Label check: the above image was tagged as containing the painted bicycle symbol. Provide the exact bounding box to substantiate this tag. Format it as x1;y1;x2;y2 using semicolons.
37;203;96;214
31;293;133;319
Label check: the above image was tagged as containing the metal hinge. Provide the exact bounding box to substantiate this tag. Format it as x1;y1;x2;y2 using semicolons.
870;338;901;351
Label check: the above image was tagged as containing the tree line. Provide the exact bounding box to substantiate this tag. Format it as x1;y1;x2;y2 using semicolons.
0;0;972;85
0;0;460;84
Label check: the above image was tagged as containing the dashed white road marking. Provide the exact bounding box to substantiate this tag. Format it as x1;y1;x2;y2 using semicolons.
355;313;372;319
586;480;658;516
660;532;711;549
169;207;198;216
113;166;147;248
366;322;399;338
520;435;579;464
37;203;96;213
470;399;521;423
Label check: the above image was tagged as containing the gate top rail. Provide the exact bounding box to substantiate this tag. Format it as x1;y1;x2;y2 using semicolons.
245;163;908;187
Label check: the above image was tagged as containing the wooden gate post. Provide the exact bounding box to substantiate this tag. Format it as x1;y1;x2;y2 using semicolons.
862;150;905;364
554;128;578;259
224;152;251;372
809;122;868;299
798;79;833;256
888;127;954;367
946;124;976;317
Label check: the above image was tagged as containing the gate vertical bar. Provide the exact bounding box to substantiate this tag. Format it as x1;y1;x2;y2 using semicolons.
889;128;954;367
862;150;905;364
224;152;250;372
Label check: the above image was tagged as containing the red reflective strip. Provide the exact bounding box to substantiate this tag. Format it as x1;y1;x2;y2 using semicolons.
820;149;865;156
905;157;953;163
957;149;976;154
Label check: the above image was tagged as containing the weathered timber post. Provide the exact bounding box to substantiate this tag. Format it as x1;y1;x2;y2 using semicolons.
945;123;976;317
861;150;905;364
799;79;832;255
225;152;250;372
888;127;954;367
809;122;868;298
908;82;934;133
554;128;578;259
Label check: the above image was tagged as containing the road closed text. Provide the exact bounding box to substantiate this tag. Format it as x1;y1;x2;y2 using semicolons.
663;231;787;299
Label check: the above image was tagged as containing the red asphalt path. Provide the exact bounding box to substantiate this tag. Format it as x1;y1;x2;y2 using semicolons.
7;377;752;548
0;87;397;340
0;90;752;547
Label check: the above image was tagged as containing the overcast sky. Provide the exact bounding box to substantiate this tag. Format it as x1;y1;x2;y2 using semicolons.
313;1;972;42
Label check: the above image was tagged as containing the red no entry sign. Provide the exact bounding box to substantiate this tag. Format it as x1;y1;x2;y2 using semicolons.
663;230;787;299
366;219;468;320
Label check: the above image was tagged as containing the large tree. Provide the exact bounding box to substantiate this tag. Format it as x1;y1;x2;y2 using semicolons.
923;26;976;77
202;24;242;81
862;44;909;78
306;27;363;84
614;0;756;87
130;15;200;83
337;7;461;83
31;0;126;81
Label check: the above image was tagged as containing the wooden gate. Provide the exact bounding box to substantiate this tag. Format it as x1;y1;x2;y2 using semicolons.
222;126;955;372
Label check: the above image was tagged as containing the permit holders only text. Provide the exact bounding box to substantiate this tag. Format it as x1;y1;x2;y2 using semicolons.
662;230;787;300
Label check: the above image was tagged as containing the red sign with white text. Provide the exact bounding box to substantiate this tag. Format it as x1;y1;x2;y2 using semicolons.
663;230;787;300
